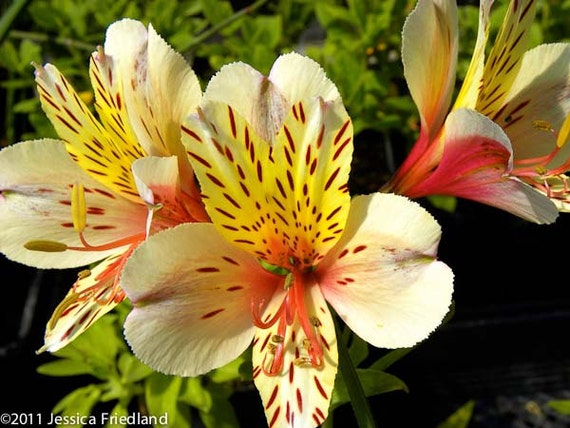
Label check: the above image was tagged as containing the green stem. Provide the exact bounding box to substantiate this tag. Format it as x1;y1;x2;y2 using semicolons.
0;0;31;45
334;317;377;428
8;29;95;51
187;0;269;49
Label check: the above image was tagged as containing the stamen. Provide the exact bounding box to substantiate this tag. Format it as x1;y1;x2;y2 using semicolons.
24;240;68;252
71;183;87;233
145;202;163;238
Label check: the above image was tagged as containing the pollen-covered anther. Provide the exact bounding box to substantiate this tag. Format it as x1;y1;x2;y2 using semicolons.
532;119;555;133
77;269;91;280
272;334;285;343
24;240;68;252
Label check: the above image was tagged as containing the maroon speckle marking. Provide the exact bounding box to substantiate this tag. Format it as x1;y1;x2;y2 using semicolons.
269;406;281;428
188;152;212;168
206;173;225;188
201;308;225;319
196;267;220;273
181;125;202;142
296;388;303;413
222;256;239;265
334;120;350;145
266;385;279;409
226;286;243;292
324;167;340;191
228;106;237;139
353;245;367;254
92;225;116;230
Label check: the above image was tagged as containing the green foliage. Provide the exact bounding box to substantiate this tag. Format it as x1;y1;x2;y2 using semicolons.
436;400;475;428
37;302;251;428
548;399;570;415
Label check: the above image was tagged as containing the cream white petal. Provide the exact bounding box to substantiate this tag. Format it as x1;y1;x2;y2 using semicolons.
131;156;179;206
103;19;202;158
268;52;342;105
318;193;454;349
203;52;342;143
492;43;570;168
0;140;147;268
122;223;280;377
402;0;458;139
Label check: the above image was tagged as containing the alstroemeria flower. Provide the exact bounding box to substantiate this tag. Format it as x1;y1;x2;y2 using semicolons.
121;53;454;428
0;19;208;352
381;0;567;224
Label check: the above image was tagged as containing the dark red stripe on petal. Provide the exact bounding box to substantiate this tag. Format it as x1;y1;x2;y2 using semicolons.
181;125;202;142
266;385;279;409
201;308;225;319
196;267;220;273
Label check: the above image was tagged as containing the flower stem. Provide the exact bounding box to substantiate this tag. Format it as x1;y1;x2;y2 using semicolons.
334;316;377;428
187;0;269;49
0;0;31;45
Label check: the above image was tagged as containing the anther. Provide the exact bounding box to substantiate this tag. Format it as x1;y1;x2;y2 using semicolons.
77;269;91;280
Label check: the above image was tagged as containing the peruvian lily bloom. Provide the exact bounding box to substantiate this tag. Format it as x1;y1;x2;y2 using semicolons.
0;19;208;353
381;0;568;224
121;52;454;428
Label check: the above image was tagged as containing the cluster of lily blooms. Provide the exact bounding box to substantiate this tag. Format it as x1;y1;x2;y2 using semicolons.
0;0;567;427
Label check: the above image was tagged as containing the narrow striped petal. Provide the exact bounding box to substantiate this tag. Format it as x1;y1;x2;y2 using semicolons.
182;102;274;260
35;63;144;204
252;284;337;428
454;0;494;109
476;0;537;116
268;97;353;267
0;139;147;268
318;193;453;349
490;43;570;168
122;223;280;376
103;19;202;159
39;251;129;353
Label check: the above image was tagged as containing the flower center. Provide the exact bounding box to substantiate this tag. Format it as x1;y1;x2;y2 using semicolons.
252;261;324;376
512;117;570;200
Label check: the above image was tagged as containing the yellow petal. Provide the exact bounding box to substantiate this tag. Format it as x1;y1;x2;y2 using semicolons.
454;0;493;109
183;97;353;268
35;63;143;203
476;0;537;116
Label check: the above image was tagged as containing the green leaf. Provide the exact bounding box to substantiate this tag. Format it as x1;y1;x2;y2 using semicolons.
18;39;42;73
208;351;250;383
199;382;240;428
104;402;129;428
346;332;369;367
427;195;458;213
52;384;102;427
178;377;212;412
52;314;125;380
548;400;570;415
437;400;476;428
118;352;154;384
368;347;413;371
145;372;190;427
330;367;408;411
36;358;97;377
0;40;20;71
199;0;233;25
